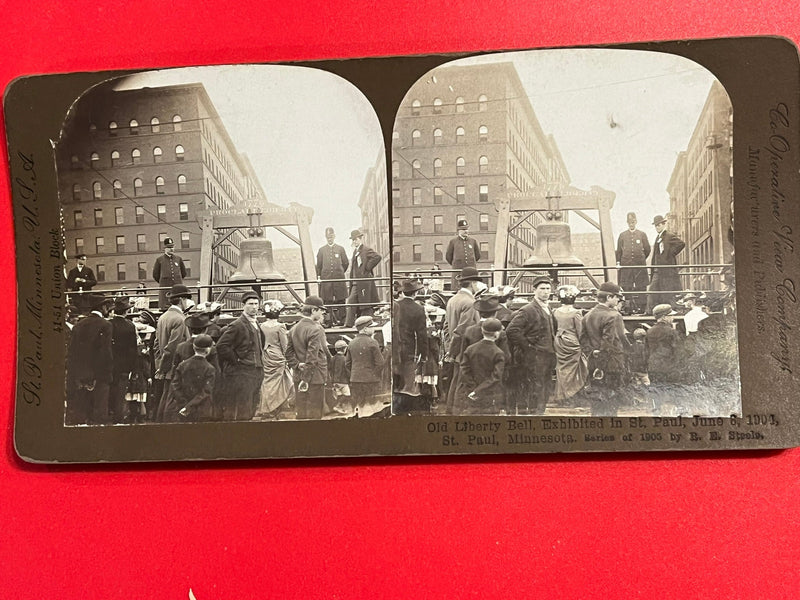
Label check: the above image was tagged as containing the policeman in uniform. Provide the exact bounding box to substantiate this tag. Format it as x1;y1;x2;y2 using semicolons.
152;237;187;310
316;226;349;325
445;219;481;291
615;212;650;313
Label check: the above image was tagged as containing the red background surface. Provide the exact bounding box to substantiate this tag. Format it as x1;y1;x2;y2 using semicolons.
2;2;800;598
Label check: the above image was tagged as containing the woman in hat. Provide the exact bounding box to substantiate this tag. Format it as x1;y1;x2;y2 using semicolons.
255;299;295;420
552;285;589;403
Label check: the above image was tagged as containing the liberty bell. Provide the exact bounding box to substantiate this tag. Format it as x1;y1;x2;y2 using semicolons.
228;227;286;283
522;211;583;268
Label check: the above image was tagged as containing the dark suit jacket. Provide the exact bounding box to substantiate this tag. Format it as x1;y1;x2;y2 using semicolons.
506;300;556;358
170;355;216;417
458;339;506;407
66;266;97;292
109;315;138;375
216;315;264;372
393;297;428;365
152;253;187;285
286;317;330;385
645;321;680;375
349;244;382;304
66;312;113;385
461;322;511;364
580;303;630;373
346;334;384;383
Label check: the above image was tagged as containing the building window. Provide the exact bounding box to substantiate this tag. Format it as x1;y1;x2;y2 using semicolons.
480;242;489;257
412;188;422;206
73;210;83;228
90;152;100;166
184;260;191;278
153;147;163;163
116;235;125;253
479;155;489;174
456;186;465;203
157;204;166;221
108;121;118;136
175;145;185;161
155;176;165;194
411;99;421;115
96;264;105;282
456;126;465;144
117;263;126;281
177;175;187;193
480;213;489;231
478;94;488;111
115;207;124;224
434;243;444;262
92;181;101;199
137;234;146;252
412;216;422;234
391;188;399;203
479;184;489;203
393;216;400;233
433;98;442;113
479;125;489;142
113;180;122;197
181;231;190;249
413;244;422;263
433;128;443;144
455;97;465;113
411;130;421;146
134;178;143;196
179;202;189;220
433;187;443;205
131;148;141;164
96;236;105;254
392;161;399;179
129;119;139;135
110;150;120;167
173;115;182;131
150;117;160;133
72;183;81;202
456;157;466;176
75;238;84;256
94;208;103;226
412;159;422;178
433;158;442;177
434;215;443;233
393;247;401;264
135;205;144;224
138;262;147;280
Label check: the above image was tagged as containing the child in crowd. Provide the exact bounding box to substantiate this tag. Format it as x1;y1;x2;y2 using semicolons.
173;334;216;422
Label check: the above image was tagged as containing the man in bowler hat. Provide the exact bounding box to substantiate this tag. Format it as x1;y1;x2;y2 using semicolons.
108;296;139;423
152;237;187;310
286;296;331;420
316;226;349;325
345;229;381;327
153;284;192;421
648;215;686;313
446;219;481;291
392;278;428;413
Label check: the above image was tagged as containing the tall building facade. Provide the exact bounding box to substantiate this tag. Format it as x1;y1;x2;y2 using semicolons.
667;80;734;291
358;147;390;300
56;82;266;296
391;62;570;290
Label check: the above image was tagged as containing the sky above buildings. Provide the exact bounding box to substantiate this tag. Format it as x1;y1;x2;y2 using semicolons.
116;65;383;252
452;48;721;237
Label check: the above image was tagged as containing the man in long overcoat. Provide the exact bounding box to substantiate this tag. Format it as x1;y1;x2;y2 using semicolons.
65;254;97;312
648;215;686;312
316;227;349;326
286;296;331;420
580;281;631;392
152;237;187;310
392;278;428;413
345;229;381;327
152;284;192;421
445;219;481;291
108;296;139;423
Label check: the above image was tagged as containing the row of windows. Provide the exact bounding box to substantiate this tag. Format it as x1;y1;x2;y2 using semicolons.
395;184;491;206
394;213;490;234
409;95;489;115
101;115;183;136
74;232;191;255
396;125;490;146
71;203;190;228
72;175;190;201
394;241;490;264
77;145;186;169
393;155;491;179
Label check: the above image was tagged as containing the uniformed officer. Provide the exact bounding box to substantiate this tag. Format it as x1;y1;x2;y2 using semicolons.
152;237;187;310
615;212;650;313
445;219;481;291
316;226;349;325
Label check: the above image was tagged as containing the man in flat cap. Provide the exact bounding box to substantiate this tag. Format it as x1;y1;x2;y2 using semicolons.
455;318;507;415
172;334;217;422
506;275;557;415
65;293;115;425
65;254;97;313
216;290;265;421
108;296;139;423
152;284;192;421
615;212;650;313
347;316;385;415
580;281;631;399
392;278;428;413
648;214;685;313
345;229;382;327
152;237;187;310
316;227;349;326
286;296;331;420
446;219;481;291
646;303;681;385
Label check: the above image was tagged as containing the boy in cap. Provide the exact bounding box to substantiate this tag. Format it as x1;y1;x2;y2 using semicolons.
173;334;216;422
456;318;506;415
646;304;681;384
328;339;352;415
347;316;385;417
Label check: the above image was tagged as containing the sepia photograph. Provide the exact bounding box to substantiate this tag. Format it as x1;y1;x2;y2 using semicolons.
390;48;739;419
55;64;391;427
